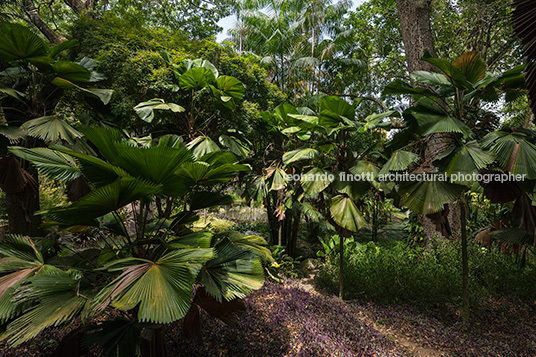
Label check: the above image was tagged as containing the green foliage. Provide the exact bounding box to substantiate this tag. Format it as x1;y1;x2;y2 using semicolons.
317;240;536;302
69;16;283;140
2;127;270;350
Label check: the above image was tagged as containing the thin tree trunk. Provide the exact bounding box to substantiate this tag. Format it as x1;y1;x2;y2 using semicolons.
338;234;344;299
460;193;470;329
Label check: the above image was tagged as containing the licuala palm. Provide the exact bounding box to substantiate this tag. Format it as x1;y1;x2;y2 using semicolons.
382;51;533;326
251;95;396;297
3;126;270;356
0;22;113;236
382;51;528;218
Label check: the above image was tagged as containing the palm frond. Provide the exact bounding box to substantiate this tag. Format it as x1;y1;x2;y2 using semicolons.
40;177;162;224
8;146;81;181
329;195;366;232
399;179;465;214
199;238;264;302
379;150;419;175
2;267;90;347
20;116;83;144
95;248;214;323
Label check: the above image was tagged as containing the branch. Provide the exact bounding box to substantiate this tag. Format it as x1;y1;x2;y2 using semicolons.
324;93;389;110
63;0;97;14
23;0;65;44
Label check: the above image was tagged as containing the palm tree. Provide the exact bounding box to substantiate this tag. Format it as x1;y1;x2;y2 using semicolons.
2;126;271;355
0;22;112;235
382;51;532;326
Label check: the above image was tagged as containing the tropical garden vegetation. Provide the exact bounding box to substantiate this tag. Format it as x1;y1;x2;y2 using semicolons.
0;0;535;356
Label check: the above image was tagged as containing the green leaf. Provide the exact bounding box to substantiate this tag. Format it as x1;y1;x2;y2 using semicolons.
421;50;473;90
0;88;25;101
0;23;50;64
410;71;451;87
198;151;238;165
169;232;213;248
226;233;273;263
482;131;536;179
187;136;220;159
399;178;465;214
134;99;185;123
53;61;91;83
301;168;334;195
273;103;299;124
199;238;264;302
282;148;319;165
8;146;80;181
0;125;25;142
361;111;398;131
2;268;89;346
174;162;248;187
329;195;366;232
219;134;249;158
96;248;214;323
179;67;215;90
20;116;83;144
287;114;319;127
267;167;288;191
433;141;494;184
183;58;219;78
215;76;245;100
349;160;379;180
379;150;419;175
40;177;162;223
383;79;439;97
50;144;128;187
319;95;354;120
414;112;474;138
333;172;371;199
48;39;79;58
52;77;113;104
0;235;43;267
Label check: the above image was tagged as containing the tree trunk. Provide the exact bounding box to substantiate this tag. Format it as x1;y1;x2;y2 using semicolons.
394;0;437;74
460;193;470;329
338;234;344;299
421;133;461;242
5;163;41;236
23;0;66;44
395;0;461;242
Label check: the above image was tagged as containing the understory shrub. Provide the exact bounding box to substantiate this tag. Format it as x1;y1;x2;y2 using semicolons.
316;240;536;303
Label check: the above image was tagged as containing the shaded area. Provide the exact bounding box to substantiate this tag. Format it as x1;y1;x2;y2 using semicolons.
168;280;407;357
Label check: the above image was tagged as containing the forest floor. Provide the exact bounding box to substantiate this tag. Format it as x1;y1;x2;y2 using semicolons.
1;278;535;356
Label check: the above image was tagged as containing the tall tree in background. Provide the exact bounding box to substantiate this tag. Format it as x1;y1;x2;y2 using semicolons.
3;0;234;42
513;0;536;116
394;0;436;74
394;0;461;241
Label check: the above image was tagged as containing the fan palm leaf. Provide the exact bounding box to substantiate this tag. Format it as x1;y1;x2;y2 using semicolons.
8;146;80;181
2;267;91;346
399;179;465;214
379;150;419;175
481;131;536;179
95;248;214;323
199;238;264;302
329;195;366;232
